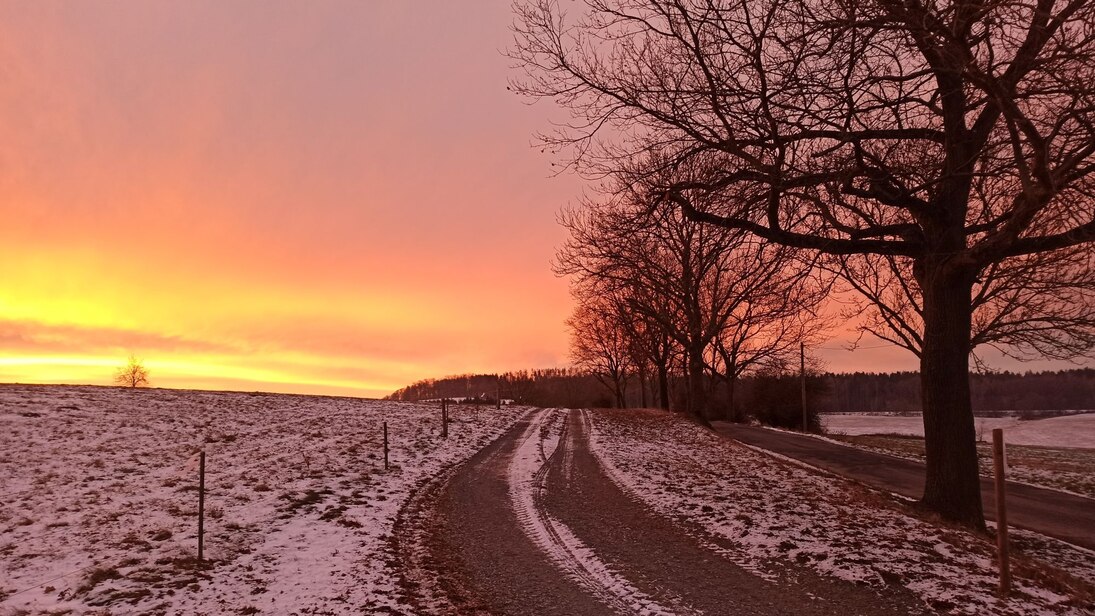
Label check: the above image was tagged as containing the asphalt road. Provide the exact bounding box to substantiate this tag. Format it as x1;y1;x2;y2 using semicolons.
712;422;1095;550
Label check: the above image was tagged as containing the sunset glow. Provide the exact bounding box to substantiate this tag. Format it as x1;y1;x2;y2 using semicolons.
0;1;586;397
2;2;1080;399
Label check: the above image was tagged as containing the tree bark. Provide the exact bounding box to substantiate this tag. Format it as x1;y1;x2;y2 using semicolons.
918;261;985;529
657;363;670;411
726;370;738;422
687;347;710;425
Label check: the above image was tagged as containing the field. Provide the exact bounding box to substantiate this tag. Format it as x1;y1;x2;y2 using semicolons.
821;412;1095;498
3;387;1093;615
0;385;520;615
591;410;1095;616
821;412;1095;448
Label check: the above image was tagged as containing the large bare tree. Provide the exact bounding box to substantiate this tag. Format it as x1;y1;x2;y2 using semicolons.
708;289;828;421
512;0;1095;526
567;292;635;407
557;189;824;423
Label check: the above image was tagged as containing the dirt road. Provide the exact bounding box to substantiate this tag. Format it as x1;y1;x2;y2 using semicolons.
398;408;925;615
712;422;1095;550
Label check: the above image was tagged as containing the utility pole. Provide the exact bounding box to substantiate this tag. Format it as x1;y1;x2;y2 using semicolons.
800;342;807;432
993;429;1011;596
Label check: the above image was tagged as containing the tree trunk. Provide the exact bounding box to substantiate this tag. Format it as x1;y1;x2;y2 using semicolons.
726;370;737;422
919;262;984;529
657;363;670;410
687;347;709;425
638;368;648;408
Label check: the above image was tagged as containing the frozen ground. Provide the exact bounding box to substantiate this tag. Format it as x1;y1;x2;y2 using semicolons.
5;388;1092;616
0;385;520;615
822;413;1095;449
589;409;1095;616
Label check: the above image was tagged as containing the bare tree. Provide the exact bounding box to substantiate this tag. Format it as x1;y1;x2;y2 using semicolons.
833;247;1095;366
627;307;678;410
709;292;829;422
114;355;150;388
556;187;825;423
567;294;634;407
512;0;1095;527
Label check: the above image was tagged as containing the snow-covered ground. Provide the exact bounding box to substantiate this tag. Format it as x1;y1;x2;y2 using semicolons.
0;385;521;615
589;409;1095;616
823;412;1095;449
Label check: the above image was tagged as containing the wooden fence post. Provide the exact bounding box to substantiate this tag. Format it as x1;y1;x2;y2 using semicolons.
992;428;1011;596
198;450;206;563
383;422;390;470
442;399;448;438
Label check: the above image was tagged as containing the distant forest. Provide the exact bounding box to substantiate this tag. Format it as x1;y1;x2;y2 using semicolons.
386;368;1095;413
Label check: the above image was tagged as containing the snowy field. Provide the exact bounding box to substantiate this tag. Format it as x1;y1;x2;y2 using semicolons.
823;412;1095;448
0;385;521;615
589;409;1095;616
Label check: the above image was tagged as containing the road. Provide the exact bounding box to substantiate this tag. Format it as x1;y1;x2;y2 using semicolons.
397;409;925;615
712;422;1095;550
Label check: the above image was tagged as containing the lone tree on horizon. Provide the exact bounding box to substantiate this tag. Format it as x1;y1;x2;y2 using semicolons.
114;355;150;388
512;0;1095;528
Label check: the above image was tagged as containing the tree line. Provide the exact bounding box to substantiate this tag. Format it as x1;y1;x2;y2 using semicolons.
386;367;1095;415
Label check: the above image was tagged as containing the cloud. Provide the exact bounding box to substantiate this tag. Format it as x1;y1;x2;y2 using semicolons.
0;320;239;356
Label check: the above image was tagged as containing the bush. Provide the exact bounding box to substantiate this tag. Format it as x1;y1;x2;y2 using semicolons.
747;370;825;432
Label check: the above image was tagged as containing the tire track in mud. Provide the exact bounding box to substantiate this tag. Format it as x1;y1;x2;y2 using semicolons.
393;408;616;615
511;409;690;615
390;409;540;614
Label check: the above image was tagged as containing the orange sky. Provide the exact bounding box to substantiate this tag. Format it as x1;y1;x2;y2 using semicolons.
0;1;589;397
0;2;1083;398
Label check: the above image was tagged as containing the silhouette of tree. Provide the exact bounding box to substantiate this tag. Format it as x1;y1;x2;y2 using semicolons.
567;294;634;408
114;355;150;388
512;0;1095;528
556;181;827;423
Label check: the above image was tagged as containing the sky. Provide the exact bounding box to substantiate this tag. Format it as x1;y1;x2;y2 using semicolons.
0;2;1086;398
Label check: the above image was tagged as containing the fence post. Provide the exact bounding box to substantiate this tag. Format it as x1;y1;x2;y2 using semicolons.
442;399;448;438
992;428;1011;596
383;422;389;470
198;450;206;563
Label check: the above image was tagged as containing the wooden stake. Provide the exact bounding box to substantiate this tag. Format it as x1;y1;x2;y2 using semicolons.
496;378;502;410
383;422;390;470
993;428;1011;596
441;399;448;438
197;450;206;563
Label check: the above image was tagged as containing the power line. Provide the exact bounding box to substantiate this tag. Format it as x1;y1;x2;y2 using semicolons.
816;342;902;351
0;561;100;604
